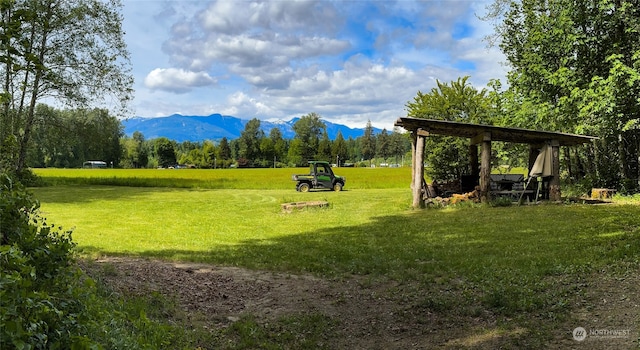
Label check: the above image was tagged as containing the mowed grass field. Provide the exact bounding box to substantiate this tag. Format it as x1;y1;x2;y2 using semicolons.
34;166;410;189
30;167;640;348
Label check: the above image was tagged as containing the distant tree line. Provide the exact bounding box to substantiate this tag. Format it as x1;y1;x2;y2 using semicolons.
16;106;411;169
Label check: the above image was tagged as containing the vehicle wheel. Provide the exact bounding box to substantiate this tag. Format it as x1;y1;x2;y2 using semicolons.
333;182;343;192
298;183;310;192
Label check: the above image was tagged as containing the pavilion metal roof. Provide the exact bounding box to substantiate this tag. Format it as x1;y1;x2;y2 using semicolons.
395;117;597;146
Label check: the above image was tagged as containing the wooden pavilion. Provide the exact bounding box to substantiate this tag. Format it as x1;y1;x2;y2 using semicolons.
394;117;598;208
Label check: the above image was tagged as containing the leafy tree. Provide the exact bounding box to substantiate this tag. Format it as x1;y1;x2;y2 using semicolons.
26;106;122;168
218;137;232;163
238;118;264;166
331;131;348;166
0;0;133;176
269;128;288;165
259;137;275;166
202;140;216;168
132;131;149;168
346;136;360;163
0;173;95;348
406;77;492;180
291;112;326;165
121;137;137;168
287;138;303;166
360;120;376;165
154;137;176;168
317;130;332;161
488;0;640;191
229;138;240;163
376;128;391;163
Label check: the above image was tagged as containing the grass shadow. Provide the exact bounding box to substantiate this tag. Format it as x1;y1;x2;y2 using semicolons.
32;185;221;204
76;203;640;348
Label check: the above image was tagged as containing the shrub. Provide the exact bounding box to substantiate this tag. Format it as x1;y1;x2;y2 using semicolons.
0;173;94;349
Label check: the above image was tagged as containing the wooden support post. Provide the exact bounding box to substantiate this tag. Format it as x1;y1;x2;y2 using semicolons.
479;133;492;203
410;132;417;190
549;140;561;201
412;129;426;209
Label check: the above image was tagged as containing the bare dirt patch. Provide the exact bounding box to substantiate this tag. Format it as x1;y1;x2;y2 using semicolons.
81;257;639;349
553;265;640;350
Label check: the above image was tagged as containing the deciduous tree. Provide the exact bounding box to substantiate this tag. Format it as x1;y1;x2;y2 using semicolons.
0;0;133;177
406;77;492;180
291;112;326;165
487;0;640;191
238;118;263;166
360;120;376;165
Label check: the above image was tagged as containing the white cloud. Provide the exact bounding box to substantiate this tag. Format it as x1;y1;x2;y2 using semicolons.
198;0;340;34
144;68;217;93
124;0;510;130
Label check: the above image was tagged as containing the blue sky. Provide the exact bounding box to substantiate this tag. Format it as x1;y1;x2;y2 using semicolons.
122;0;508;129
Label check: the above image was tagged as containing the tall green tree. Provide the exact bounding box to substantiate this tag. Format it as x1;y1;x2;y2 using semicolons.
0;0;133;176
28;106;122;168
376;128;391;163
269;127;287;165
238;118;263;166
346;136;360;163
317;130;332;162
360;120;376;165
488;0;640;191
291;112;326;165
406;77;492;180
259;137;275;166
218;137;231;162
331;131;348;166
132;131;149;168
154;137;176;168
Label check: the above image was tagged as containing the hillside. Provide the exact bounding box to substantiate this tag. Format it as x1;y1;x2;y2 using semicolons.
122;114;381;142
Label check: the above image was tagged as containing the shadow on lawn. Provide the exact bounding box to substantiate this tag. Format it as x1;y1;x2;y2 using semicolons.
79;204;640;348
32;185;228;204
83;204;640;285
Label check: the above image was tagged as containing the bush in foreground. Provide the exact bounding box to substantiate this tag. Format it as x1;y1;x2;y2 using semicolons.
1;172;224;349
0;172;93;348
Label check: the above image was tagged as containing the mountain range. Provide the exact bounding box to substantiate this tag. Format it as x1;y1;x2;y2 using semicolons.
121;114;381;142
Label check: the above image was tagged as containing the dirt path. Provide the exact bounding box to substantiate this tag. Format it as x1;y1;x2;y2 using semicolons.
81;257;639;349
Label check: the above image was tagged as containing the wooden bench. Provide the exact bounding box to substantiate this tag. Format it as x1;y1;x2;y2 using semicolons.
490;174;525;191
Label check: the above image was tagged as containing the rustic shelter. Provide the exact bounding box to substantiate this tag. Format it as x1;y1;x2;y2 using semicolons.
394;117;597;208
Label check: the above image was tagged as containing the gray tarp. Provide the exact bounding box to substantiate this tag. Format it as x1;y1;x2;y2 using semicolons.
530;145;552;177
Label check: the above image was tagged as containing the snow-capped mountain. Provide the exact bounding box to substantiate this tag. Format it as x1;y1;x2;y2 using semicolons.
121;114;381;142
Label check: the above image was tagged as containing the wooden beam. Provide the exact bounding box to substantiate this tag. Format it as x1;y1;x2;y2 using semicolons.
479;135;492;203
549;140;561;201
417;129;430;137
470;132;492;146
412;132;426;208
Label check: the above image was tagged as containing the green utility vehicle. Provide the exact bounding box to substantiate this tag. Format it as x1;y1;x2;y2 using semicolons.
292;161;346;192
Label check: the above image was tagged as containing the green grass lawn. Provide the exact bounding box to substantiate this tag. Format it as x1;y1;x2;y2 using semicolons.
32;166;413;189
29;168;640;348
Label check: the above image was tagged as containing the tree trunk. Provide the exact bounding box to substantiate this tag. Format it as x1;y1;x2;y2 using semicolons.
16;4;51;173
